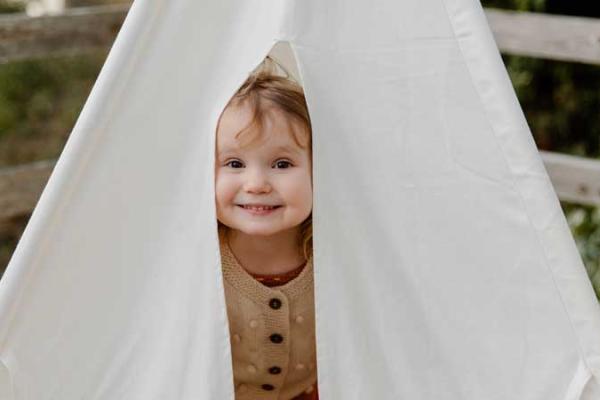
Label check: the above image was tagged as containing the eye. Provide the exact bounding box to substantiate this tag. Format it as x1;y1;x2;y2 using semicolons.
274;160;293;169
225;160;243;169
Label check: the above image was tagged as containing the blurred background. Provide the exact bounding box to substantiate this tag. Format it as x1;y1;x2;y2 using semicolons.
0;0;599;300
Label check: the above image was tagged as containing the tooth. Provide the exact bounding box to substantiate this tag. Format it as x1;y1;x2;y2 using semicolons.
245;205;274;210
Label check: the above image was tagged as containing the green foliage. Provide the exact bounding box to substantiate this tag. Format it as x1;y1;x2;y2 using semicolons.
564;204;600;301
0;52;106;166
502;56;600;157
0;61;60;136
482;0;545;12
0;0;25;13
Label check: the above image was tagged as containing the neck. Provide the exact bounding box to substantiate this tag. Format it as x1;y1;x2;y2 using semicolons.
226;226;306;275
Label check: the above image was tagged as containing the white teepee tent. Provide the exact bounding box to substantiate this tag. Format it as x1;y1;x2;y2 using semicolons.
0;0;599;399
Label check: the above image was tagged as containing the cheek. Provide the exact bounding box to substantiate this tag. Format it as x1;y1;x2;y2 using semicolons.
215;174;237;205
284;171;313;206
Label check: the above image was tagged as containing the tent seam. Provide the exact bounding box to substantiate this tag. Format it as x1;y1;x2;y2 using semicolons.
0;351;18;400
439;0;594;385
564;359;592;400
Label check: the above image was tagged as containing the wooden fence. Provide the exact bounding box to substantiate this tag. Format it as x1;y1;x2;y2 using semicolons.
0;5;600;225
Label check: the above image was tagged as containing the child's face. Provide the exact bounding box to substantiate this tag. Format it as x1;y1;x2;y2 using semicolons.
215;100;312;237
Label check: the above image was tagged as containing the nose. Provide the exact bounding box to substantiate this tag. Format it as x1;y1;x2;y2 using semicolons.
243;167;272;193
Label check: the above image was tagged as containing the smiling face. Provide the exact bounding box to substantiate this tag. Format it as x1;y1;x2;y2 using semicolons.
215;99;313;238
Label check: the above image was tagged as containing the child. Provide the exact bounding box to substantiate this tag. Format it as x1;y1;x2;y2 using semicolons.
214;57;319;400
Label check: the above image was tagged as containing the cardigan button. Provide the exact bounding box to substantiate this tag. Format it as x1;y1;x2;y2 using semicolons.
247;364;257;374
295;363;306;370
269;298;282;310
295;315;304;323
261;384;275;391
268;366;282;375
249;320;258;328
269;333;284;343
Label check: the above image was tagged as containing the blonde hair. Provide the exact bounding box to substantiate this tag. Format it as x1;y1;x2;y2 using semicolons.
217;57;313;261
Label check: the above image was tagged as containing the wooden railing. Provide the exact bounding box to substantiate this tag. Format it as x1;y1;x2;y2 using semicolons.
0;5;600;224
0;4;126;63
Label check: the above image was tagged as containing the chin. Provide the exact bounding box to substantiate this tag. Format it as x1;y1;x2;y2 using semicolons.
232;219;300;236
235;225;282;237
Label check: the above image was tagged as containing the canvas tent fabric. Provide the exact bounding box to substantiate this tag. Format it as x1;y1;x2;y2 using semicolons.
1;0;600;398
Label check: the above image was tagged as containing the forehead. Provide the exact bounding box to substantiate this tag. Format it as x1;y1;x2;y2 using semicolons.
216;101;307;155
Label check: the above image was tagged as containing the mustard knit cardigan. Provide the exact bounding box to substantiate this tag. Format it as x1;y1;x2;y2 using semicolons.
218;227;318;400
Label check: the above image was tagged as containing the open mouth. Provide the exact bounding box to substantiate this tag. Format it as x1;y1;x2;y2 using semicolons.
239;205;281;210
237;205;282;214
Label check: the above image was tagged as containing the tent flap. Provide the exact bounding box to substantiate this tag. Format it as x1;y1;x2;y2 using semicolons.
0;0;599;398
